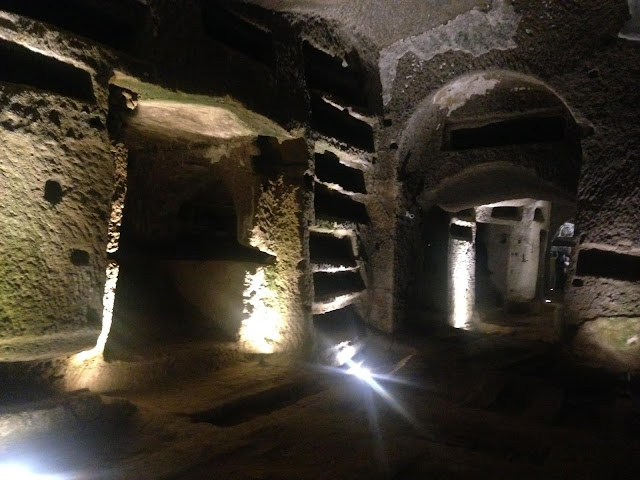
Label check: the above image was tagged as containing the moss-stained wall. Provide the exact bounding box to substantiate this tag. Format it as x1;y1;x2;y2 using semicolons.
0;87;112;360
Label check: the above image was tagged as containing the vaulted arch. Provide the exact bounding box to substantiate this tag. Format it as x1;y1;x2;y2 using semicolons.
395;70;584;331
399;70;582;206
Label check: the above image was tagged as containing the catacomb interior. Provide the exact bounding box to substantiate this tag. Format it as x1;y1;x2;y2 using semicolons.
1;1;639;478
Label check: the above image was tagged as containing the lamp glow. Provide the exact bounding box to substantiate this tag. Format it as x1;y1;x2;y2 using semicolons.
339;359;422;430
239;268;283;353
346;361;372;380
0;463;63;480
239;176;302;354
72;262;119;363
334;342;357;366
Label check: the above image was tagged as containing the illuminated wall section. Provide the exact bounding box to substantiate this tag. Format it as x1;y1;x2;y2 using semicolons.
240;176;306;353
71;144;128;363
0;38;111;360
448;218;476;329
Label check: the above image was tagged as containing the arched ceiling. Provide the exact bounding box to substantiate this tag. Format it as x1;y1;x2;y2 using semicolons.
399;70;583;208
243;0;488;48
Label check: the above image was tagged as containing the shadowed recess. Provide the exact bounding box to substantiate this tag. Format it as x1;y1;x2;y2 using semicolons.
315;150;367;193
202;4;275;67
310;231;356;268
303;41;368;108
492;206;522;221
43;180;64;205
188;381;324;427
450;223;473;242
576;249;640;282
310;92;375;151
0;0;148;52
444;115;566;150
70;249;90;266
314;183;369;224
314;271;365;302
0;39;95;102
313;304;366;338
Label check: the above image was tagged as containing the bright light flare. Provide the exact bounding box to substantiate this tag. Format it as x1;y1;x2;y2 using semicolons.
346;361;372;380
339;358;422;430
0;463;64;480
334;341;357;366
316;351;424;468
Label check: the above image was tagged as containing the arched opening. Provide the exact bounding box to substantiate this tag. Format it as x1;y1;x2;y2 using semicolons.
398;71;582;336
434;165;575;332
108;159;273;358
88;76;310;372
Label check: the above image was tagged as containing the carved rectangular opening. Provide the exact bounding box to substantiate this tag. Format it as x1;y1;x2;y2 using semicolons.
108;144;272;360
449;224;473;242
313;304;365;339
303;41;368;109
309;231;356;270
491;206;523;221
314;183;369;224
534;208;545;223
315;151;366;194
0;0;147;52
576;249;640;282
314;271;365;303
444;115;566;150
0;39;95;102
202;5;274;67
310;93;375;152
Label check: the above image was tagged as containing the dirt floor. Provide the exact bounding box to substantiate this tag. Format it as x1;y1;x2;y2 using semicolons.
3;328;640;480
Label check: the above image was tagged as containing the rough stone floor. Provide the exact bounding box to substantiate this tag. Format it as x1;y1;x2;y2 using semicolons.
3;331;640;480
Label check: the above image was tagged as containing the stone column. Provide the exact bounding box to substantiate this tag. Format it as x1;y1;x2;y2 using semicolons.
504;201;550;310
448;217;476;329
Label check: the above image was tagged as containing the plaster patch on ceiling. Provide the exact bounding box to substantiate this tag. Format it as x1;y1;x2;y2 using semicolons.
379;0;520;105
432;74;499;116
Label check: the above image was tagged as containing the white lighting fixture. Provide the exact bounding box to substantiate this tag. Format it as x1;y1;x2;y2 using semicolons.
341;359;421;429
334;342;357;366
346;361;372;381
